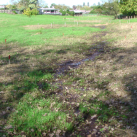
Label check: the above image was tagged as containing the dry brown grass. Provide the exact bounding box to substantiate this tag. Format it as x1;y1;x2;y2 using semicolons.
72;20;102;23
107;22;137;48
23;24;61;30
66;21;137;135
23;22;107;30
94;23;109;26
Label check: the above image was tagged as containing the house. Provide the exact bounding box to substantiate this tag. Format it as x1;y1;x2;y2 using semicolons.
74;10;83;15
70;9;91;16
0;5;6;9
38;6;61;15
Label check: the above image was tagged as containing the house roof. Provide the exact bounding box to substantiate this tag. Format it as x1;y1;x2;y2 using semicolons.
70;10;90;13
40;8;58;10
0;5;6;7
74;10;85;13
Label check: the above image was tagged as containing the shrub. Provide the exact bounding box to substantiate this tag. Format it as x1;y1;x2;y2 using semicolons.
117;14;126;19
69;11;74;16
60;9;66;16
23;8;32;17
12;10;17;14
23;8;39;17
31;8;39;15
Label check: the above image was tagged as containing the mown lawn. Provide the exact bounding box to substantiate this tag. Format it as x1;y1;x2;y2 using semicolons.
0;13;137;137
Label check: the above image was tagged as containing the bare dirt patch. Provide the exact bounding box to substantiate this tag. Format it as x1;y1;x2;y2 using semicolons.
24;24;61;30
94;23;108;26
92;23;108;29
24;23;107;30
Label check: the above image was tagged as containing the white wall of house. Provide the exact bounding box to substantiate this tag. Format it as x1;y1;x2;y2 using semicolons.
39;8;61;15
0;5;6;9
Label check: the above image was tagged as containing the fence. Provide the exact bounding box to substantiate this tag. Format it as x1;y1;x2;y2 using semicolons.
0;10;21;14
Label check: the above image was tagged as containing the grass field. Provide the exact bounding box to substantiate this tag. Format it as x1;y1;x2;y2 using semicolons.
1;13;137;137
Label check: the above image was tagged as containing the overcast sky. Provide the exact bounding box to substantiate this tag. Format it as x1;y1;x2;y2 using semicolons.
0;0;104;7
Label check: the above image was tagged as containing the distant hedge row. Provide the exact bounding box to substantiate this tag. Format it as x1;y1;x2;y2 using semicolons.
60;9;74;16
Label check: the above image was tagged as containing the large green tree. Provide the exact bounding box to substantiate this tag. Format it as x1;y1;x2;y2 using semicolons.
38;0;48;8
29;0;38;9
50;3;56;8
120;0;137;15
90;0;120;16
54;4;70;10
18;0;38;9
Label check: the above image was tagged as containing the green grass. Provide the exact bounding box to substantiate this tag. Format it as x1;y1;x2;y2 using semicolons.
7;93;73;136
0;14;102;46
79;100;119;123
20;71;52;85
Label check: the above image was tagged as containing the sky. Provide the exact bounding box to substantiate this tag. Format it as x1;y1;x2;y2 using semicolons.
0;0;103;7
45;0;102;7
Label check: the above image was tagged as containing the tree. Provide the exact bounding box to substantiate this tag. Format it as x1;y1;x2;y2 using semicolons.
101;0;120;16
54;4;63;10
38;0;48;8
17;3;26;11
6;4;17;10
59;9;66;15
73;5;77;10
98;2;101;6
9;0;19;9
81;6;92;11
50;3;56;8
77;5;82;10
31;8;39;15
54;4;70;10
29;0;38;9
43;5;48;8
18;0;30;9
6;5;12;9
69;11;74;16
93;3;96;6
10;0;19;5
87;2;89;7
112;0;120;17
91;5;103;14
90;0;120;16
120;0;137;16
17;0;38;10
23;7;39;16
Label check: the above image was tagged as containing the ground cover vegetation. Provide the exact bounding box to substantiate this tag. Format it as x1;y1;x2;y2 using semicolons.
1;13;137;137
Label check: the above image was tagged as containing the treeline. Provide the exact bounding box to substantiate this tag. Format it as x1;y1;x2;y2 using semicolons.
91;0;137;17
120;0;137;16
6;0;137;17
6;0;92;16
5;0;39;16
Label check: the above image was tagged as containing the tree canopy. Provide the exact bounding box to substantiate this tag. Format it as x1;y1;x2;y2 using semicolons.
120;0;137;15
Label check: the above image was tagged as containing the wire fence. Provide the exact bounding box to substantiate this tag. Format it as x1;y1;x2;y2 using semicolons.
0;10;22;14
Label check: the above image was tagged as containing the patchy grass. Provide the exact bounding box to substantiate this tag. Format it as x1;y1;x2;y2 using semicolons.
7;93;73;136
1;13;137;137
